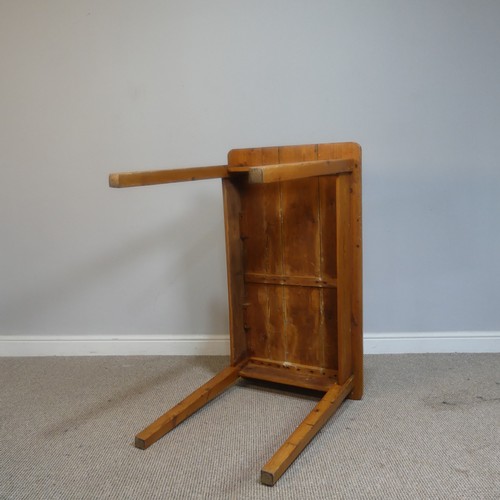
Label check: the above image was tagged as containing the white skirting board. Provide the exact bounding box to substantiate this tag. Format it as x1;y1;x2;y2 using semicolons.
0;335;230;357
364;331;500;354
0;332;498;357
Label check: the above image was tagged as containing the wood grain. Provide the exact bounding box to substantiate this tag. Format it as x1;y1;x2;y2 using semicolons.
284;286;322;366
261;376;354;485
244;273;336;288
317;142;363;397
110;141;362;479
222;178;247;364
239;358;337;392
349;148;363;399
279;146;320;277
231;147;286;361
109;165;229;188
318;173;338;370
224;142;362;393
247;158;353;183
135;364;243;450
322;288;338;371
279;145;321;365
335;174;353;384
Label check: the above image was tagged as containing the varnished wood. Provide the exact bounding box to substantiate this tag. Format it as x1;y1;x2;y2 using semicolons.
109;141;363;485
350;156;363;399
226;158;353;182
109;165;229;188
261;376;354;486
279;144;322;367
231;146;287;362
222;179;247;364
135;363;243;450
317;169;339;371
318;142;363;397
244;272;337;289
247;158;353;184
335;173;353;384
239;358;337;392
225;142;362;482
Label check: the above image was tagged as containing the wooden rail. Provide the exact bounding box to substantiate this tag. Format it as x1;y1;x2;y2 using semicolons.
245;158;354;184
109;158;354;188
261;376;354;485
109;165;229;188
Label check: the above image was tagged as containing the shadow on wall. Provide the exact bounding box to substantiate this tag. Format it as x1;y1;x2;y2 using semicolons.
1;189;229;341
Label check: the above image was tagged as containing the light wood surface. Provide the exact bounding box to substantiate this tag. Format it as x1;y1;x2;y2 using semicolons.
110;141;363;485
239;358;337;392
261;376;354;486
335;173;353;385
135;363;242;450
222;178;248;365
109;165;229;188
225;142;362;378
317;142;363;398
225;143;363;484
246;158;353;184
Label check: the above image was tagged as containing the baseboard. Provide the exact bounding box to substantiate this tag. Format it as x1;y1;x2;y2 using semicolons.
0;332;498;357
0;335;230;357
364;331;500;354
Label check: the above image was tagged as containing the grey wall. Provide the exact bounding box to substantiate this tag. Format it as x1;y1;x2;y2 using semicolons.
1;0;499;339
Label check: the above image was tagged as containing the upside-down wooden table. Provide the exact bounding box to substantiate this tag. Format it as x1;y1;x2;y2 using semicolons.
109;142;363;486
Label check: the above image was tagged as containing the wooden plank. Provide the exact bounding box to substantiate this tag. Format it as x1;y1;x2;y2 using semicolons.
245;357;336;381
247;158;353;184
260;149;286;362
318;174;338;280
349;148;363;400
240;188;281;276
228;159;354;175
265;283;286;361
228;147;264;166
317;174;339;371
318;142;363;398
236;147;281;276
231;146;286;363
322;288;338;371
222;178;247;364
240;183;269;274
239;359;337;392
229;142;324;165
135;364;243;450
109;165;228;188
284;287;322;366
260;376;354;486
336;174;353;385
279;145;321;366
260;147;282;276
243;283;271;359
280;146;320;277
248;357;337;377
242;282;285;361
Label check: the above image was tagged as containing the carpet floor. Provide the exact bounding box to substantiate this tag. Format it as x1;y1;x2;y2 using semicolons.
0;354;498;499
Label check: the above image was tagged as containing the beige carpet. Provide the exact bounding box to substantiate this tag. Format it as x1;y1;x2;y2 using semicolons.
0;354;498;499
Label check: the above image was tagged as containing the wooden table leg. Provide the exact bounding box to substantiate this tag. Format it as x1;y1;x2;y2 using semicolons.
135;363;243;450
260;376;354;486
